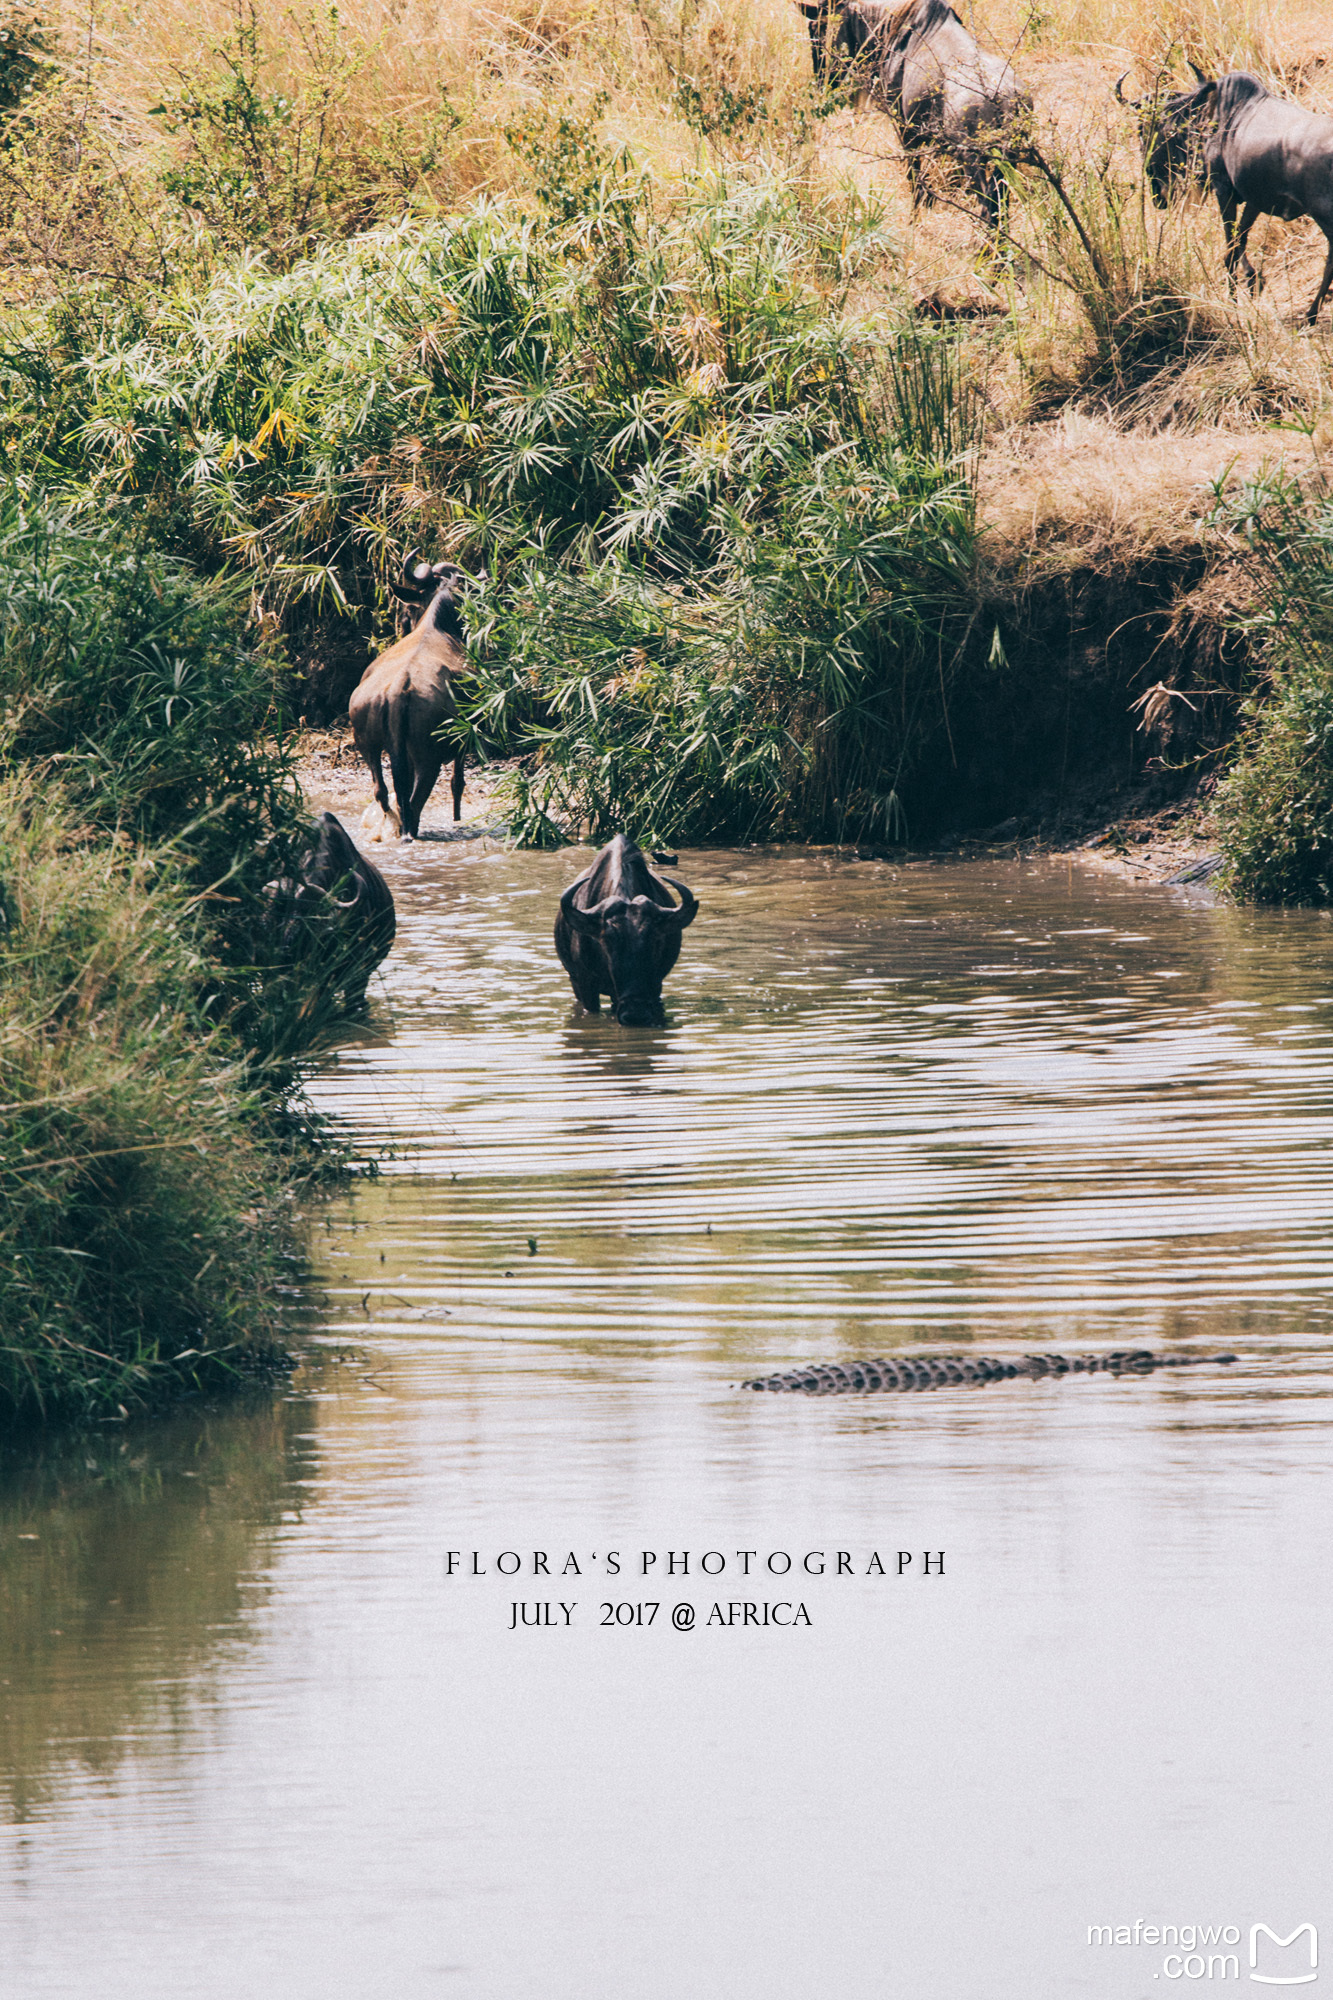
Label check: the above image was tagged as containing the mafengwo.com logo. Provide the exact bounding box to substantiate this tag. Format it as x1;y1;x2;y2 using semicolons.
1086;1920;1317;1983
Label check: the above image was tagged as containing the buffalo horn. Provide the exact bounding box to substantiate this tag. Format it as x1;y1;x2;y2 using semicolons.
559;880;624;931
654;877;699;927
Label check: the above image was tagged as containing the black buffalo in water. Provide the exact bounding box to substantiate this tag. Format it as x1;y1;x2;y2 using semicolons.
555;835;698;1026
267;811;396;1007
1202;70;1333;322
1115;67;1214;207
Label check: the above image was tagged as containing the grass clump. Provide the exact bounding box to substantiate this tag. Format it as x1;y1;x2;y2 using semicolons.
0;778;296;1425
466;348;978;846
0;493;361;1427
1210;473;1333;903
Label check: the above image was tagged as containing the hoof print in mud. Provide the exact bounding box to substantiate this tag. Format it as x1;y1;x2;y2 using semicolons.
742;1350;1240;1393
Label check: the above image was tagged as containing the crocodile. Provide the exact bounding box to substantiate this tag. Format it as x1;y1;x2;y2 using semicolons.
741;1350;1238;1393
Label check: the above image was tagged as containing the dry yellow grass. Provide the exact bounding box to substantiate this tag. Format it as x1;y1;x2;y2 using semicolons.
977;409;1318;575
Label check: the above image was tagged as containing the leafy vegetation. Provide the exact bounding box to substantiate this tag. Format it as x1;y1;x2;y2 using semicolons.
0;497;364;1426
0;774;297;1423
1210;475;1333;904
0;151;985;842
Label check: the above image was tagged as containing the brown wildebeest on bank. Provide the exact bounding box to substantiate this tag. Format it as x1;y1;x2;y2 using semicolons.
796;0;910;88
881;0;1031;226
796;0;1028;226
350;554;472;841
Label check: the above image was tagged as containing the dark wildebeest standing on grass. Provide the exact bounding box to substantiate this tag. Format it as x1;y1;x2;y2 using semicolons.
795;0;1027;225
267;811;396;1008
555;835;699;1026
1115;66;1215;207
1199;70;1333;323
879;0;1031;227
350;554;471;842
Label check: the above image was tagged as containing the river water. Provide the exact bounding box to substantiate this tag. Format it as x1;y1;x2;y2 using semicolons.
3;840;1331;1998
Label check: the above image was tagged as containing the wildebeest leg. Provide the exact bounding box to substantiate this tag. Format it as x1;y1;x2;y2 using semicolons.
1216;172;1261;296
451;752;466;821
1307;234;1333;324
359;743;392;822
1231;200;1263;294
404;748;444;840
1212;167;1243;292
970;153;1003;232
388;738;416;839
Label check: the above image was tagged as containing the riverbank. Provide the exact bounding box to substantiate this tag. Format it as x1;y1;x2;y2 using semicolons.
0;509;363;1431
295;727;1220;894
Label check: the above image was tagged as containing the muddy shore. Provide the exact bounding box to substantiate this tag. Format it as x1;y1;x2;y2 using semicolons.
296;727;1221;894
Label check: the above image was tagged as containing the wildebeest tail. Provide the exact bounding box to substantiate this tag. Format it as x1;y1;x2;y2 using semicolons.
387;686;415;829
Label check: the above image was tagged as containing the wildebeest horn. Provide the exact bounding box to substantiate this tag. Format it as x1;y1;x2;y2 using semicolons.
1188;59;1211;85
1114;72;1138;107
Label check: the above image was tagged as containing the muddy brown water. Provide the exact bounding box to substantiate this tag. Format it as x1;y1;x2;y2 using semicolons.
3;841;1332;1997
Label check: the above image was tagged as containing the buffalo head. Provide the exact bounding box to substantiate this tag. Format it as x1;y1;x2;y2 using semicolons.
266;812;395;1008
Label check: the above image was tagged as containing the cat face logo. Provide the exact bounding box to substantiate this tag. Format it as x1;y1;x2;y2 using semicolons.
1251;1924;1318;1986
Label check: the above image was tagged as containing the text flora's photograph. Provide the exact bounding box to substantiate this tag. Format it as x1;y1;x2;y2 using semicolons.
0;0;1331;1989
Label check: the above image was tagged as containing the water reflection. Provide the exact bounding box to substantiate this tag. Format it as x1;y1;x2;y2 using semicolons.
306;849;1333;1358
3;846;1333;2000
0;1396;315;1825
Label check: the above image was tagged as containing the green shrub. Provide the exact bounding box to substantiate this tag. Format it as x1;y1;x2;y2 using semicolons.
0;165;985;838
465;404;975;845
0;495;377;1424
0;488;292;859
0;775;297;1423
0;165;916;611
0;489;369;1059
1212;474;1333;903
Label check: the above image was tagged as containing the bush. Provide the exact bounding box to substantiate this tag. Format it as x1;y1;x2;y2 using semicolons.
0;163;985;836
465;392;976;845
0;488;292;859
1211;474;1333;903
1006;134;1212;401
0;494;372;1424
0;775;297;1423
0;489;368;1059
